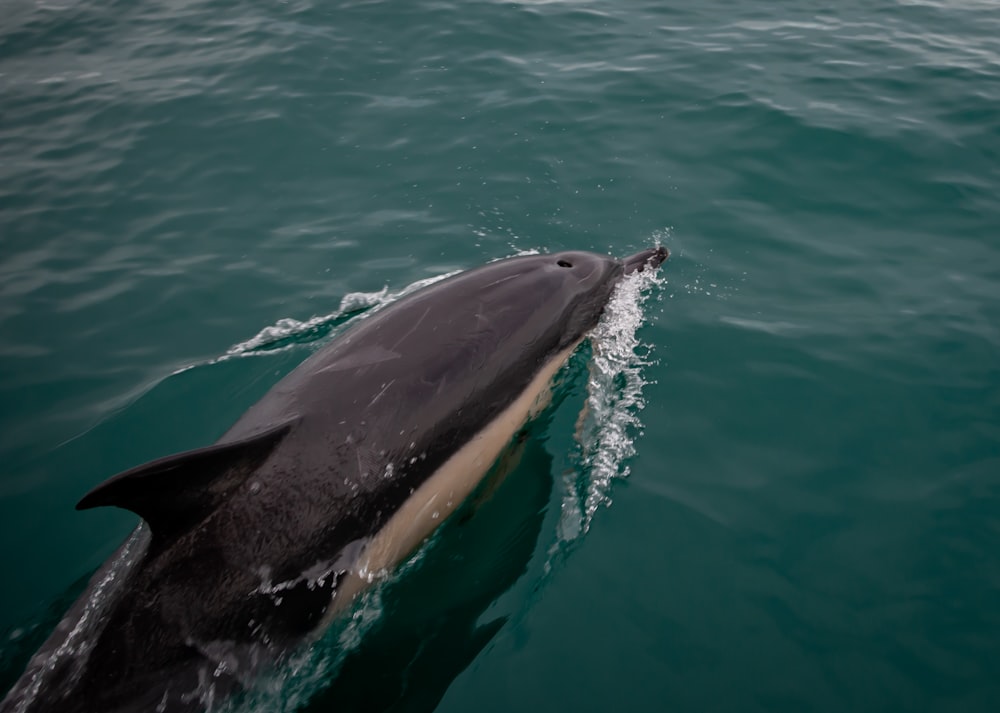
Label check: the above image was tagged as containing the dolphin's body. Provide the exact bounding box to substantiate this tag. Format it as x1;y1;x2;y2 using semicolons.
2;247;667;713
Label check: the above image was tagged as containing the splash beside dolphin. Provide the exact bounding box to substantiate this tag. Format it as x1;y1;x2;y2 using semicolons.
1;247;667;713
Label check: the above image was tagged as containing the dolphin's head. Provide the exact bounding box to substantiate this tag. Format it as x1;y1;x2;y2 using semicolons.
342;246;669;384
543;246;668;287
528;247;669;349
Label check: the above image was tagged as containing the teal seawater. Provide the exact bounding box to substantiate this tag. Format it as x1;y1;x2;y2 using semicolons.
2;0;999;710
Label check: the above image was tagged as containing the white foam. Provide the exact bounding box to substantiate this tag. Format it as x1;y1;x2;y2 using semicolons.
555;262;666;546
7;526;150;713
203;271;460;367
229;586;386;713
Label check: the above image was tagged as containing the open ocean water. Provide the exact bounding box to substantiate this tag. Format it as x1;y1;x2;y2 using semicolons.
2;0;999;711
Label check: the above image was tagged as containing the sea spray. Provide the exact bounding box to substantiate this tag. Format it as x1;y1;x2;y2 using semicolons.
222;272;459;359
555;261;666;548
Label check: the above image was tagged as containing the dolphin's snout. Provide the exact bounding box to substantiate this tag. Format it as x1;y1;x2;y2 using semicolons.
622;246;669;275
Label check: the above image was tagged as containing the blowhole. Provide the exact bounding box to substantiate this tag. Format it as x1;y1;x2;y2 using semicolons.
557;259;573;268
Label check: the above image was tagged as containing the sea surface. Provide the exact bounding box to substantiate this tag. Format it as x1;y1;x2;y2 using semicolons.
2;0;999;711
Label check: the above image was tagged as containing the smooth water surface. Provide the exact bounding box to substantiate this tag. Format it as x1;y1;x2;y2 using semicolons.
2;1;999;711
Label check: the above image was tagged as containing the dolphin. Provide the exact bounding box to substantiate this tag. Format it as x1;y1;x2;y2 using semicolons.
1;247;667;713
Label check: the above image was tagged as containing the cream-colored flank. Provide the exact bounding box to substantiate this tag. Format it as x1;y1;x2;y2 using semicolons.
327;338;582;619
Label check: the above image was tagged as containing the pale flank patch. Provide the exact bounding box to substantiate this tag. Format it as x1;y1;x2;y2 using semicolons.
327;338;583;621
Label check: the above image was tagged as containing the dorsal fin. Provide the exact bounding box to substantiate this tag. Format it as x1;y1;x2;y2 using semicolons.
76;418;298;543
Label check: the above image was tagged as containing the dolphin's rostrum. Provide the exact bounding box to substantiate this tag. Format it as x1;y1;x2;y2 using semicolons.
2;247;668;713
